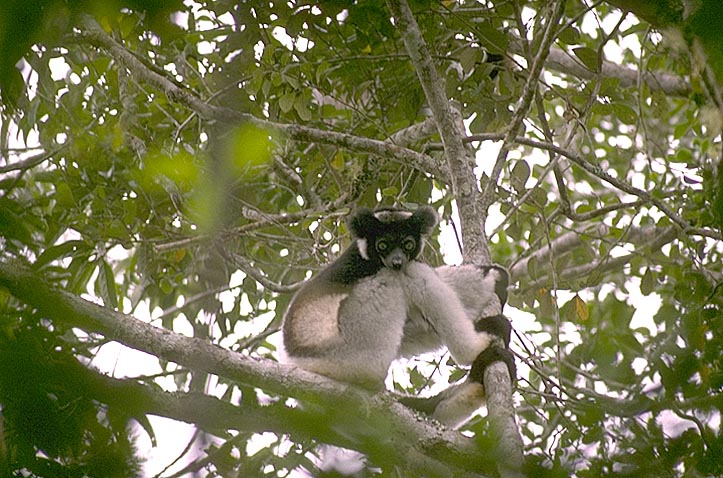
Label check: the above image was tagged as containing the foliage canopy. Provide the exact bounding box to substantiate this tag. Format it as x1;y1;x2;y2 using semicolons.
0;0;722;477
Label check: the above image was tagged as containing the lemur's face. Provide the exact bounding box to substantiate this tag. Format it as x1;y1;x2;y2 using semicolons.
350;207;437;272
373;230;420;270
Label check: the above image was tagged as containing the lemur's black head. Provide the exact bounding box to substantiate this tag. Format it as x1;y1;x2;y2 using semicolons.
348;206;438;271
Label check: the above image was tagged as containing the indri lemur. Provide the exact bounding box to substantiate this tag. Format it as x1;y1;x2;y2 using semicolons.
282;206;514;428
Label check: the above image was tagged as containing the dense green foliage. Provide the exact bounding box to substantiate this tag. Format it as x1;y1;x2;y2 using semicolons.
0;0;722;476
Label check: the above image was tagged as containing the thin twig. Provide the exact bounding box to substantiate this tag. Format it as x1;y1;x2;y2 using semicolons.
480;0;566;212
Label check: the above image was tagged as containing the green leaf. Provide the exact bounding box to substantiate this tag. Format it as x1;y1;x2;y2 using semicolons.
382;186;399;197
640;268;655;296
294;96;313;121
159;277;174;295
97;260;119;309
409;366;426;388
459;47;480;75
449;367;467;382
55;182;75;208
673;122;689;139
476;21;509;53
68;257;96;295
558;26;581;45
511;160;530;195
675;148;693;165
573;295;589;322
279;92;296;113
612;103;638;124
34;240;89;270
573;47;599;71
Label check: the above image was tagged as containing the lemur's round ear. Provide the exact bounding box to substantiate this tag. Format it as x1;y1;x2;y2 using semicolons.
412;206;438;236
348;208;378;238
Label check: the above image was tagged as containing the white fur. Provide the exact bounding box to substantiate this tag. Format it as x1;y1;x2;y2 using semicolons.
373;210;412;222
285;292;348;349
430;381;487;429
285;264;504;381
285;269;408;388
356;238;369;260
283;261;507;425
435;265;503;320
400;263;494;365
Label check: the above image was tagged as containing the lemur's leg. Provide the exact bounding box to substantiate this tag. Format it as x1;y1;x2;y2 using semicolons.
399;265;515;428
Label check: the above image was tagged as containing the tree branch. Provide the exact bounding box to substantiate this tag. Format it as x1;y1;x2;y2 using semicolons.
386;0;489;264
0;260;497;477
96;370;477;476
514;226;678;289
152;205;347;254
525;42;692;97
510;224;607;282
432;133;723;241
386;116;438;147
77;361;486;475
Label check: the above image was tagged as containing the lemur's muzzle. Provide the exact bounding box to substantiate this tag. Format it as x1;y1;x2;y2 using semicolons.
384;249;407;270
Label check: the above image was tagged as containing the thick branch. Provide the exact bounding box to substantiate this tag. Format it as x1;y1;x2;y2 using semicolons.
88;366;282;435
387;117;438;147
0;260;494;477
77;362;480;475
522;43;692;97
100;372;470;475
0;149;57;173
386;0;489;264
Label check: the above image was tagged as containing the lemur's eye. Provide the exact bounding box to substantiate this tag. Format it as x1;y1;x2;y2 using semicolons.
375;238;389;252
402;236;416;251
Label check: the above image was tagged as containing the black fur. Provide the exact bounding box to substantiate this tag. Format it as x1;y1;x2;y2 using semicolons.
468;345;516;385
471;314;515;386
322;206;438;284
474;314;512;347
397;393;446;417
488;265;509;306
320;247;382;285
